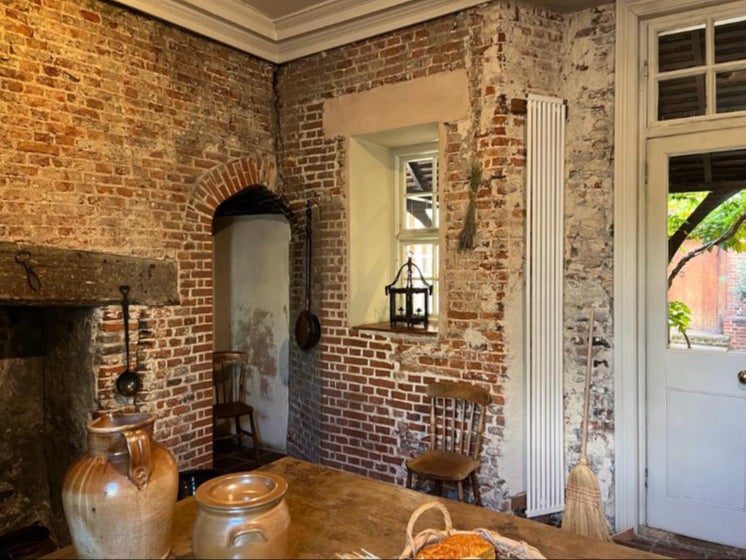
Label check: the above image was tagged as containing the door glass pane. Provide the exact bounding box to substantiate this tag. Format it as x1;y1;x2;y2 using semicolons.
716;69;746;113
658;25;706;72
715;16;746;64
658;74;706;120
667;148;746;352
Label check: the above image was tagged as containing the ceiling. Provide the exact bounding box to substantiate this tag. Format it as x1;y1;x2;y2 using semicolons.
112;0;610;63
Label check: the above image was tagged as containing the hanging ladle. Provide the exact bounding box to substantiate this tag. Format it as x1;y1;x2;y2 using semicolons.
115;285;141;397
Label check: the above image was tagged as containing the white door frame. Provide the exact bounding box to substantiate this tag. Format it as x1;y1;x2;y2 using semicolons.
613;0;746;532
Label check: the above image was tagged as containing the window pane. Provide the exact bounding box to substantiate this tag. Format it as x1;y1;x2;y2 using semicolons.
405;193;436;230
658;74;706;120
402;243;438;315
715;16;746;64
716;69;746;113
403;157;438;230
658;25;706;72
403;244;437;279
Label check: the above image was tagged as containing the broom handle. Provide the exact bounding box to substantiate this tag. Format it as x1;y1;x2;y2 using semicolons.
581;309;595;459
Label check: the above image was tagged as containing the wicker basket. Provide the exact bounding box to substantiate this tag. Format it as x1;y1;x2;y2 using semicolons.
397;501;546;559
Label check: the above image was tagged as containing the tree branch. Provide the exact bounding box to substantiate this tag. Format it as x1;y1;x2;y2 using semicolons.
668;188;741;260
668;212;746;288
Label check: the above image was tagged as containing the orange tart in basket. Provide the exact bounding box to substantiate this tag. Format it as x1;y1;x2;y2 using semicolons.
415;533;496;559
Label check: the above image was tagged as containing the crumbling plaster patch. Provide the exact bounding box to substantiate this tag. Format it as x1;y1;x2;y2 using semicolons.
559;3;617;525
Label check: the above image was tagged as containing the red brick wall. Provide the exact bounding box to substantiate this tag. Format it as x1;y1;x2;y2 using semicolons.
1;0;618;519
722;252;746;349
0;0;277;469
277;4;583;510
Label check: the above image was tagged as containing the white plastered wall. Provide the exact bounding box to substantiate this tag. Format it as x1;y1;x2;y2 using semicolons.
213;215;290;452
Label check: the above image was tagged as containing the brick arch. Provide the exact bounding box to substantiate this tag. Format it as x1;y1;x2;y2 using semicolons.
176;153;278;471
186;154;278;225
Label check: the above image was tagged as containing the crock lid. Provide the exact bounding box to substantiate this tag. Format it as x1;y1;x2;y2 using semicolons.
195;471;288;511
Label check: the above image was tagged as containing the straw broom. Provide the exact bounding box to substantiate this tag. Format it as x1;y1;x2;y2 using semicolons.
561;310;612;541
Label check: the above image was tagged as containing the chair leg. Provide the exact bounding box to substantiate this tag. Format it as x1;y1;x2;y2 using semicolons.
457;481;464;502
246;411;260;461
234;417;242;447
434;480;442;497
470;472;482;506
406;470;413;489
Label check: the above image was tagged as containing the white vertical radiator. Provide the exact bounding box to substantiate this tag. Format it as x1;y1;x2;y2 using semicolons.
525;94;566;518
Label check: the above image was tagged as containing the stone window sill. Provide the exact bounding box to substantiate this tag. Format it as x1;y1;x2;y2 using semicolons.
352;321;437;337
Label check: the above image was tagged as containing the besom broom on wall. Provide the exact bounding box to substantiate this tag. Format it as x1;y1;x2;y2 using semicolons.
561;310;612;541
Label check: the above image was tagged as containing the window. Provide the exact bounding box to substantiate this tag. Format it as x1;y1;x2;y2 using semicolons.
347;124;440;328
651;9;746;122
395;146;439;316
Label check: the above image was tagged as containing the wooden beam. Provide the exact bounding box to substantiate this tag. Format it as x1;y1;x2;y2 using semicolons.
0;242;179;306
669;180;744;193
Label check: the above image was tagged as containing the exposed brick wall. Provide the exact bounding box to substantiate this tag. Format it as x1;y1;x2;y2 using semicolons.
722;252;746;349
278;1;617;515
1;0;620;529
0;0;277;470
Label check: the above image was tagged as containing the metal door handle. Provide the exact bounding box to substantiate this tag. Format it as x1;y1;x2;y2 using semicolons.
739;370;746;384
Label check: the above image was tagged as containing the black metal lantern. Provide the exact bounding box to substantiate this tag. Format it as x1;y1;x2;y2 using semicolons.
384;256;433;328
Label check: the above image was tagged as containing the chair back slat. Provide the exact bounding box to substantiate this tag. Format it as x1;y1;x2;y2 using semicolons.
426;380;490;459
429;398;437;450
464;400;475;455
212;351;249;405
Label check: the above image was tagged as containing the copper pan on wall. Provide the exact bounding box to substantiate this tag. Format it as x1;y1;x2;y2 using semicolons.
295;201;320;351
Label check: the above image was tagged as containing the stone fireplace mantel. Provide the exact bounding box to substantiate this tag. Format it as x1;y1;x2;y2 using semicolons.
0;242;180;543
0;242;179;306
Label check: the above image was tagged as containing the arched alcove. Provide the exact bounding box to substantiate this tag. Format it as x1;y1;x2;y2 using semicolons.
182;154;293;461
212;184;292;453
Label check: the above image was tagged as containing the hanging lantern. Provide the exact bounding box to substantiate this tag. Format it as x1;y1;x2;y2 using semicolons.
384;255;433;329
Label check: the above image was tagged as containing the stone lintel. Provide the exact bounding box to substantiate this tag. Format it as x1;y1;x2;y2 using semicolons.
0;242;179;306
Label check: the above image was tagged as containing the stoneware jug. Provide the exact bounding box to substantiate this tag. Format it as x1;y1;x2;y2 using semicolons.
62;411;178;559
193;471;290;559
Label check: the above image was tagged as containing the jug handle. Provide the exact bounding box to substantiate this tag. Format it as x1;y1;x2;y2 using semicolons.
228;523;268;547
124;428;151;490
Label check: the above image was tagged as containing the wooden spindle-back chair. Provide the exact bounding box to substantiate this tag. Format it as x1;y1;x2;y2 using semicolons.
212;351;260;460
406;380;490;505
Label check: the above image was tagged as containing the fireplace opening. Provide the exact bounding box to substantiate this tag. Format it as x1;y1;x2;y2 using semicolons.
0;305;97;549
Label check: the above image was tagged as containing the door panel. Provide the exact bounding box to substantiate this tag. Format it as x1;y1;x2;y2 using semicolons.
668;388;745;508
646;130;746;549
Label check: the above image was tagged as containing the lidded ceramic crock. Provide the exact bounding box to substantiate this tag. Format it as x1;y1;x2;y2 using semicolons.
193;471;290;559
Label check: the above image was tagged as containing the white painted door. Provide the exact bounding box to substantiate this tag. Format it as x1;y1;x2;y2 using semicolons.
646;129;746;549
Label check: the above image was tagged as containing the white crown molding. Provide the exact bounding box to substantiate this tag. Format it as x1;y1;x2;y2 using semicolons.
112;0;279;60
276;0;488;62
273;0;427;39
179;0;278;40
111;0;490;63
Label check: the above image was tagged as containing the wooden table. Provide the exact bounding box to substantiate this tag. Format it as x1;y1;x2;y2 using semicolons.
44;456;666;559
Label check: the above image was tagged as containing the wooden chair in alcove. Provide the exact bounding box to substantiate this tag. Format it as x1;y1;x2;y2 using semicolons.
405;380;491;506
212;351;261;461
